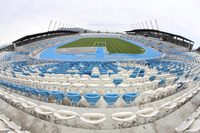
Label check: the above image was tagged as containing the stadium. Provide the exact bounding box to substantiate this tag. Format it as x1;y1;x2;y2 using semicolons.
0;24;200;133
3;2;200;133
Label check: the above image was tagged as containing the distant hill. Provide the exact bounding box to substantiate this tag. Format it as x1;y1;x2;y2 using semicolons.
58;27;95;33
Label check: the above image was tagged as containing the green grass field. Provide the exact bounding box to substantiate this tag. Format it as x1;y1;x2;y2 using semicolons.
58;38;145;54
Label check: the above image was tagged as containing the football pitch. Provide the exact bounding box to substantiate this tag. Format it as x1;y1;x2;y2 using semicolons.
58;37;145;54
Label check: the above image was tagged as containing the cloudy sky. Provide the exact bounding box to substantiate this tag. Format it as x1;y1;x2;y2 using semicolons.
0;0;200;48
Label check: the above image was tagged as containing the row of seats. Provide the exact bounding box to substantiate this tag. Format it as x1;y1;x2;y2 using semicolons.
0;73;176;94
2;78;193;108
16;35;79;53
0;80;139;107
0;59;181;96
128;35;189;54
0;84;199;129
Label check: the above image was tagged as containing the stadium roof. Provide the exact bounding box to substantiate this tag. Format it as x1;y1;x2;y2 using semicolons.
125;29;194;43
13;30;79;44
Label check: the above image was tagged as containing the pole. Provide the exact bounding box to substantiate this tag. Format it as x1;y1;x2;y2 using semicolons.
145;21;149;29
67;24;70;30
155;19;159;30
133;24;136;29
62;23;65;28
64;24;67;29
57;21;61;30
141;21;145;29
150;20;154;29
131;25;133;30
138;22;141;29
53;21;57;31
47;20;52;31
135;23;138;29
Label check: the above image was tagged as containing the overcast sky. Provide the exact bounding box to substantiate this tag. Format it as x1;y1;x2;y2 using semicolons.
0;0;200;48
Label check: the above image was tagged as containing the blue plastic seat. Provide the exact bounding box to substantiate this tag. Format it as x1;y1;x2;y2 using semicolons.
66;92;81;105
91;74;99;78
35;89;49;102
122;92;138;104
130;74;137;78
103;93;120;106
158;79;165;86
139;72;145;77
9;83;20;92
139;69;145;77
29;88;37;96
21;86;30;94
113;78;123;86
149;76;156;81
193;76;198;81
49;91;64;103
157;72;162;75
18;86;25;92
84;93;100;106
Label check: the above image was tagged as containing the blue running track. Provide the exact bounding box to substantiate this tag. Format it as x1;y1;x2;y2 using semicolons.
39;38;164;62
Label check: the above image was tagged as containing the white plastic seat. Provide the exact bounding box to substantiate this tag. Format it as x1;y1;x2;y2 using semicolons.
192;90;198;95
90;78;100;84
196;87;200;92
35;105;55;115
136;108;159;118
173;96;182;103
143;90;155;95
4;94;15;100
140;90;155;103
0;90;6;96
185;119;200;132
12;98;23;104
159;102;175;110
101;78;111;84
176;97;186;104
163;102;177;110
0;115;21;131
20;101;37;113
25;101;38;107
186;93;193;99
6;121;21;131
80;113;106;124
111;112;136;122
0;114;10;121
118;84;130;88
175;119;195;132
0;121;10;132
190;112;200;119
103;84;116;88
16;97;26;102
154;87;168;97
54;110;79;120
